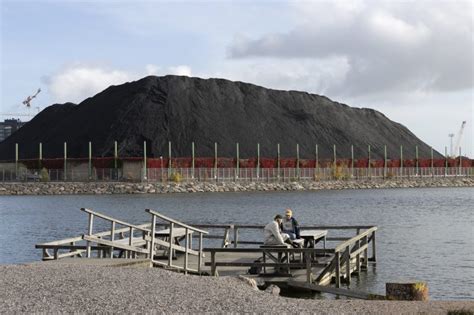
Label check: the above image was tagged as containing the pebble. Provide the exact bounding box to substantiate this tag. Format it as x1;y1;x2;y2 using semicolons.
0;263;472;314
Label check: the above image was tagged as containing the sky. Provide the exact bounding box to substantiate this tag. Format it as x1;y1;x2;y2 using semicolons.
1;0;473;157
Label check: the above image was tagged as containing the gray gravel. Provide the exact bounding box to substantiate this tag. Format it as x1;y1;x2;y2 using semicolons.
1;263;473;314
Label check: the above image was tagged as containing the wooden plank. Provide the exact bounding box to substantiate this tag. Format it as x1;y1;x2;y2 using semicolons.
36;245;110;250
350;244;369;259
287;281;377;300
145;209;209;234
203;262;328;268
83;235;149;255
335;252;341;288
153;238;200;256
151;260;198;274
86;213;94;258
203;248;331;254
81;208;151;233
155;228;192;238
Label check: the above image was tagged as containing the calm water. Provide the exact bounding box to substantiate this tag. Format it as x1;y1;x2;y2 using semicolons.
0;187;472;300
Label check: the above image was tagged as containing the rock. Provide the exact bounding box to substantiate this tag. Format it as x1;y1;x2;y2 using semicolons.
264;284;280;296
237;275;259;291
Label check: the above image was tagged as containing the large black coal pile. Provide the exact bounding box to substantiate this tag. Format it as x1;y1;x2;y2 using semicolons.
0;75;441;160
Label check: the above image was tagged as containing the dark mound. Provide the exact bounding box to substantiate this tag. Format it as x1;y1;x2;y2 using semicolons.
0;75;441;160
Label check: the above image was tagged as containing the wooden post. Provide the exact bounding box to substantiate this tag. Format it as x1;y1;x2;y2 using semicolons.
296;143;300;180
233;227;238;248
86;213;94;258
356;239;361;275
363;235;369;269
335;251;341;288
351;144;354;178
305;252;312;283
110;221;115;259
184;227;189;274
236;142;239;180
168;223;174;266
149;214;156;260
384;145;387;179
63;142;67;181
15;143;18;178
214;142;218;181
368;145;371;179
333;144;336;166
400;145;404;178
168;141;172;178
114;141;118;169
211;251;217;276
191;141;195;180
277;143;281;181
257;143;260;180
198;233;203;274
345;246;351;284
371;231;377;262
415;145;419;176
88;141;92;180
129;227;133;259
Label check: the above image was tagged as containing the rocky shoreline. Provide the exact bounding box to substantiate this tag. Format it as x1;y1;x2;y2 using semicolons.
0;177;472;195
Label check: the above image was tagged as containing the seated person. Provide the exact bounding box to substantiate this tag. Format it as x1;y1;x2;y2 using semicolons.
263;214;290;246
281;208;300;240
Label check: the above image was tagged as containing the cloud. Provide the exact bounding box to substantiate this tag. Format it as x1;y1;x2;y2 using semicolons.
47;64;192;104
227;0;473;97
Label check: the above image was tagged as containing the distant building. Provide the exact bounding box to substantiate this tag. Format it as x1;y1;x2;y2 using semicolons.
0;119;25;142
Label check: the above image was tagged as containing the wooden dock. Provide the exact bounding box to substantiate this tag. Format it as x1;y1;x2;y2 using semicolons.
36;208;378;298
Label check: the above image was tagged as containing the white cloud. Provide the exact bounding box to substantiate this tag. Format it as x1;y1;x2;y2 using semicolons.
228;0;473;97
48;66;131;104
47;63;192;104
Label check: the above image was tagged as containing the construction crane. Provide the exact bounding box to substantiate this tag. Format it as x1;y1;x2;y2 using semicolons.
452;121;467;157
22;88;41;107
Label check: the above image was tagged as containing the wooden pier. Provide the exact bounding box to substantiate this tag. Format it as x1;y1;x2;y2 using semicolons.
36;208;378;298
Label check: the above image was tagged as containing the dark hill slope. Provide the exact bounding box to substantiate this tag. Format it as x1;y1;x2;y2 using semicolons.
0;75;440;160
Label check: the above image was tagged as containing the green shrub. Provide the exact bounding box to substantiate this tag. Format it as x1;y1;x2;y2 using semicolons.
170;172;182;183
40;168;50;182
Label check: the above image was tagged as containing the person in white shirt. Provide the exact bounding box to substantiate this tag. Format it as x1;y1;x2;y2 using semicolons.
264;214;290;246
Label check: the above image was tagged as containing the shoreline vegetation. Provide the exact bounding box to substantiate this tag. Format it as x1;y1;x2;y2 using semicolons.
0;177;472;195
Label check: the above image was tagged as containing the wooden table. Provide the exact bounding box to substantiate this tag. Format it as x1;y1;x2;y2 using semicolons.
299;230;327;250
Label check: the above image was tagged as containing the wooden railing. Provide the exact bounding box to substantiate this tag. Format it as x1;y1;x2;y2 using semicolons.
35;221;151;260
177;224;376;250
316;226;378;287
81;208;153;259
146;209;209;274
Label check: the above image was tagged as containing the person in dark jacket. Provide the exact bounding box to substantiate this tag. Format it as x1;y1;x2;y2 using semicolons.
280;208;300;240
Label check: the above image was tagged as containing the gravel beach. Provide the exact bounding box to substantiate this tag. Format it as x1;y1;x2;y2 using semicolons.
1;262;472;314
